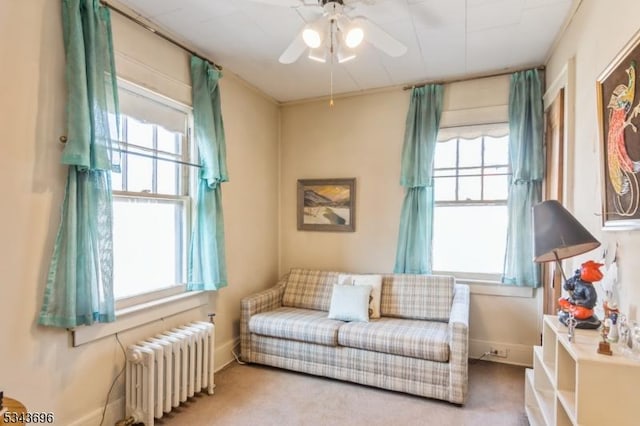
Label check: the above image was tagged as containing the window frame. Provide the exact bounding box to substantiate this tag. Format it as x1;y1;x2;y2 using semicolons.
431;130;511;282
112;79;196;310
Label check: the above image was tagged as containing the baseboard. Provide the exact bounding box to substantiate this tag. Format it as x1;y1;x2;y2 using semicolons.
469;338;533;367
68;397;124;426
215;337;241;372
68;337;241;426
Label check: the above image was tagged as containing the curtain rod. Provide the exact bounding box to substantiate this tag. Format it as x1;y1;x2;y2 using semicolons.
58;137;202;168
100;1;222;71
403;66;545;90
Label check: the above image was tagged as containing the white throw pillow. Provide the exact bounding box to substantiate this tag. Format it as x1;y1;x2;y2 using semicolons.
328;284;372;322
337;273;383;319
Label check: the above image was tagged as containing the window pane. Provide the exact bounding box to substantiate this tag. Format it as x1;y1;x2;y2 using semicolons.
126;152;154;193
114;85;192;302
434;177;457;201
484;135;509;166
434;139;457;168
112;170;123;191
484;175;509;200
127;117;154;149
157;158;179;195
432;205;508;274
458;137;482;167
113;197;185;299
458;176;481;200
158;126;181;155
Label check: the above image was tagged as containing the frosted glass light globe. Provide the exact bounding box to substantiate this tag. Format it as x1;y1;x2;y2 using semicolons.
303;28;322;48
345;27;364;48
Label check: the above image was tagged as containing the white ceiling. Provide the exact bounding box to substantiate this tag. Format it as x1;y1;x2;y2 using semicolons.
114;0;577;103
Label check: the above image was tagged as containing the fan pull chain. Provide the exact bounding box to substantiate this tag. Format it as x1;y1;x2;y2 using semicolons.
329;20;335;108
330;63;334;107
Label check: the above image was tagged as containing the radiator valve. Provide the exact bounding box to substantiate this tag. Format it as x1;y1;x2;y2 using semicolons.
114;416;135;426
208;312;216;324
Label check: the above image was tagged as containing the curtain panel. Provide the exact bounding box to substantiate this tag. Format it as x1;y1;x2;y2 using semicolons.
187;56;229;291
39;0;120;327
394;85;443;274
502;69;544;287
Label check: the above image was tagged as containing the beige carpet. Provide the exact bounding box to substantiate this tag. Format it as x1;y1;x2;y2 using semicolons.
155;360;528;426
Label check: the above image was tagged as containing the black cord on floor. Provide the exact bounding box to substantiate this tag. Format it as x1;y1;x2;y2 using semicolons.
100;333;127;426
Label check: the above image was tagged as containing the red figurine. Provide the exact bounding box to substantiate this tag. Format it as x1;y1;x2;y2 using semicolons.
557;261;603;329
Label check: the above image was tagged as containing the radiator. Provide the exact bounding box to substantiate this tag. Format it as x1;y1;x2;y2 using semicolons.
125;321;215;426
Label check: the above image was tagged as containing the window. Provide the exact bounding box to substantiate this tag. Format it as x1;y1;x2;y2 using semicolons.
111;82;193;305
432;132;510;281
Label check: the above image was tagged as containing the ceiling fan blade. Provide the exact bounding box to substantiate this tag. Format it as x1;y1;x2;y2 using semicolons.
248;0;302;6
355;18;407;57
279;32;308;64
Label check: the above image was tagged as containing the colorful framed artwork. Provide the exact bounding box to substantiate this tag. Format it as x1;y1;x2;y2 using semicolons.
297;178;356;232
597;31;640;229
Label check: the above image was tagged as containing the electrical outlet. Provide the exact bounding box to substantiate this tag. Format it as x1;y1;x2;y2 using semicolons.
489;347;508;358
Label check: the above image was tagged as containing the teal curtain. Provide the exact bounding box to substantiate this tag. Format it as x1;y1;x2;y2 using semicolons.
188;56;229;291
502;69;544;287
394;85;443;274
39;0;120;327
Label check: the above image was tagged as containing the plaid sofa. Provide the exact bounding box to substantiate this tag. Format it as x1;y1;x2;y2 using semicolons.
240;268;470;404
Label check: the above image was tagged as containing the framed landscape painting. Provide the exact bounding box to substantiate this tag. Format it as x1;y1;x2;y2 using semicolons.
297;178;356;232
597;31;640;229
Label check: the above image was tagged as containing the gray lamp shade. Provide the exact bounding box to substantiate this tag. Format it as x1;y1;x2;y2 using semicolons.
532;200;600;262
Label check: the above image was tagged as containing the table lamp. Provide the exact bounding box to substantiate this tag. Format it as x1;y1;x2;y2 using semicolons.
532;200;601;329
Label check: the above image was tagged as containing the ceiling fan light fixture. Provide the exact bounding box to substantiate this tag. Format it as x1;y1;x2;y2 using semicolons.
344;26;364;48
302;27;322;48
308;48;327;63
337;44;356;63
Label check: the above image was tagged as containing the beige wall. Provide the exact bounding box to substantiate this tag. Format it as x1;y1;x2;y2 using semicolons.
0;1;279;424
546;0;640;320
280;91;408;273
280;81;540;367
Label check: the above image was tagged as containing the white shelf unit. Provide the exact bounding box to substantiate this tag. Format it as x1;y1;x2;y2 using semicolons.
525;315;640;426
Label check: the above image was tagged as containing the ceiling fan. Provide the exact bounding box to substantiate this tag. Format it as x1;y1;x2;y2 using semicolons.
250;0;407;64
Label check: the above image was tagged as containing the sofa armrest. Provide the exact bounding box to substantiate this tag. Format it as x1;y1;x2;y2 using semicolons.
448;283;470;404
240;277;287;361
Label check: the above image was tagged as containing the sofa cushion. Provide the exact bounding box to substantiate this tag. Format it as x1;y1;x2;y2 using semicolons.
327;284;372;322
248;307;343;346
337;318;450;362
282;268;339;311
338;273;383;318
380;274;454;321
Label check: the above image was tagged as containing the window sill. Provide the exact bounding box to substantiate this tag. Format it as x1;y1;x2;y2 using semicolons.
71;290;209;346
459;279;536;298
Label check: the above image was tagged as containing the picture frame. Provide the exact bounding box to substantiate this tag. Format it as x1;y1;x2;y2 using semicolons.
596;30;640;230
297;178;356;232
